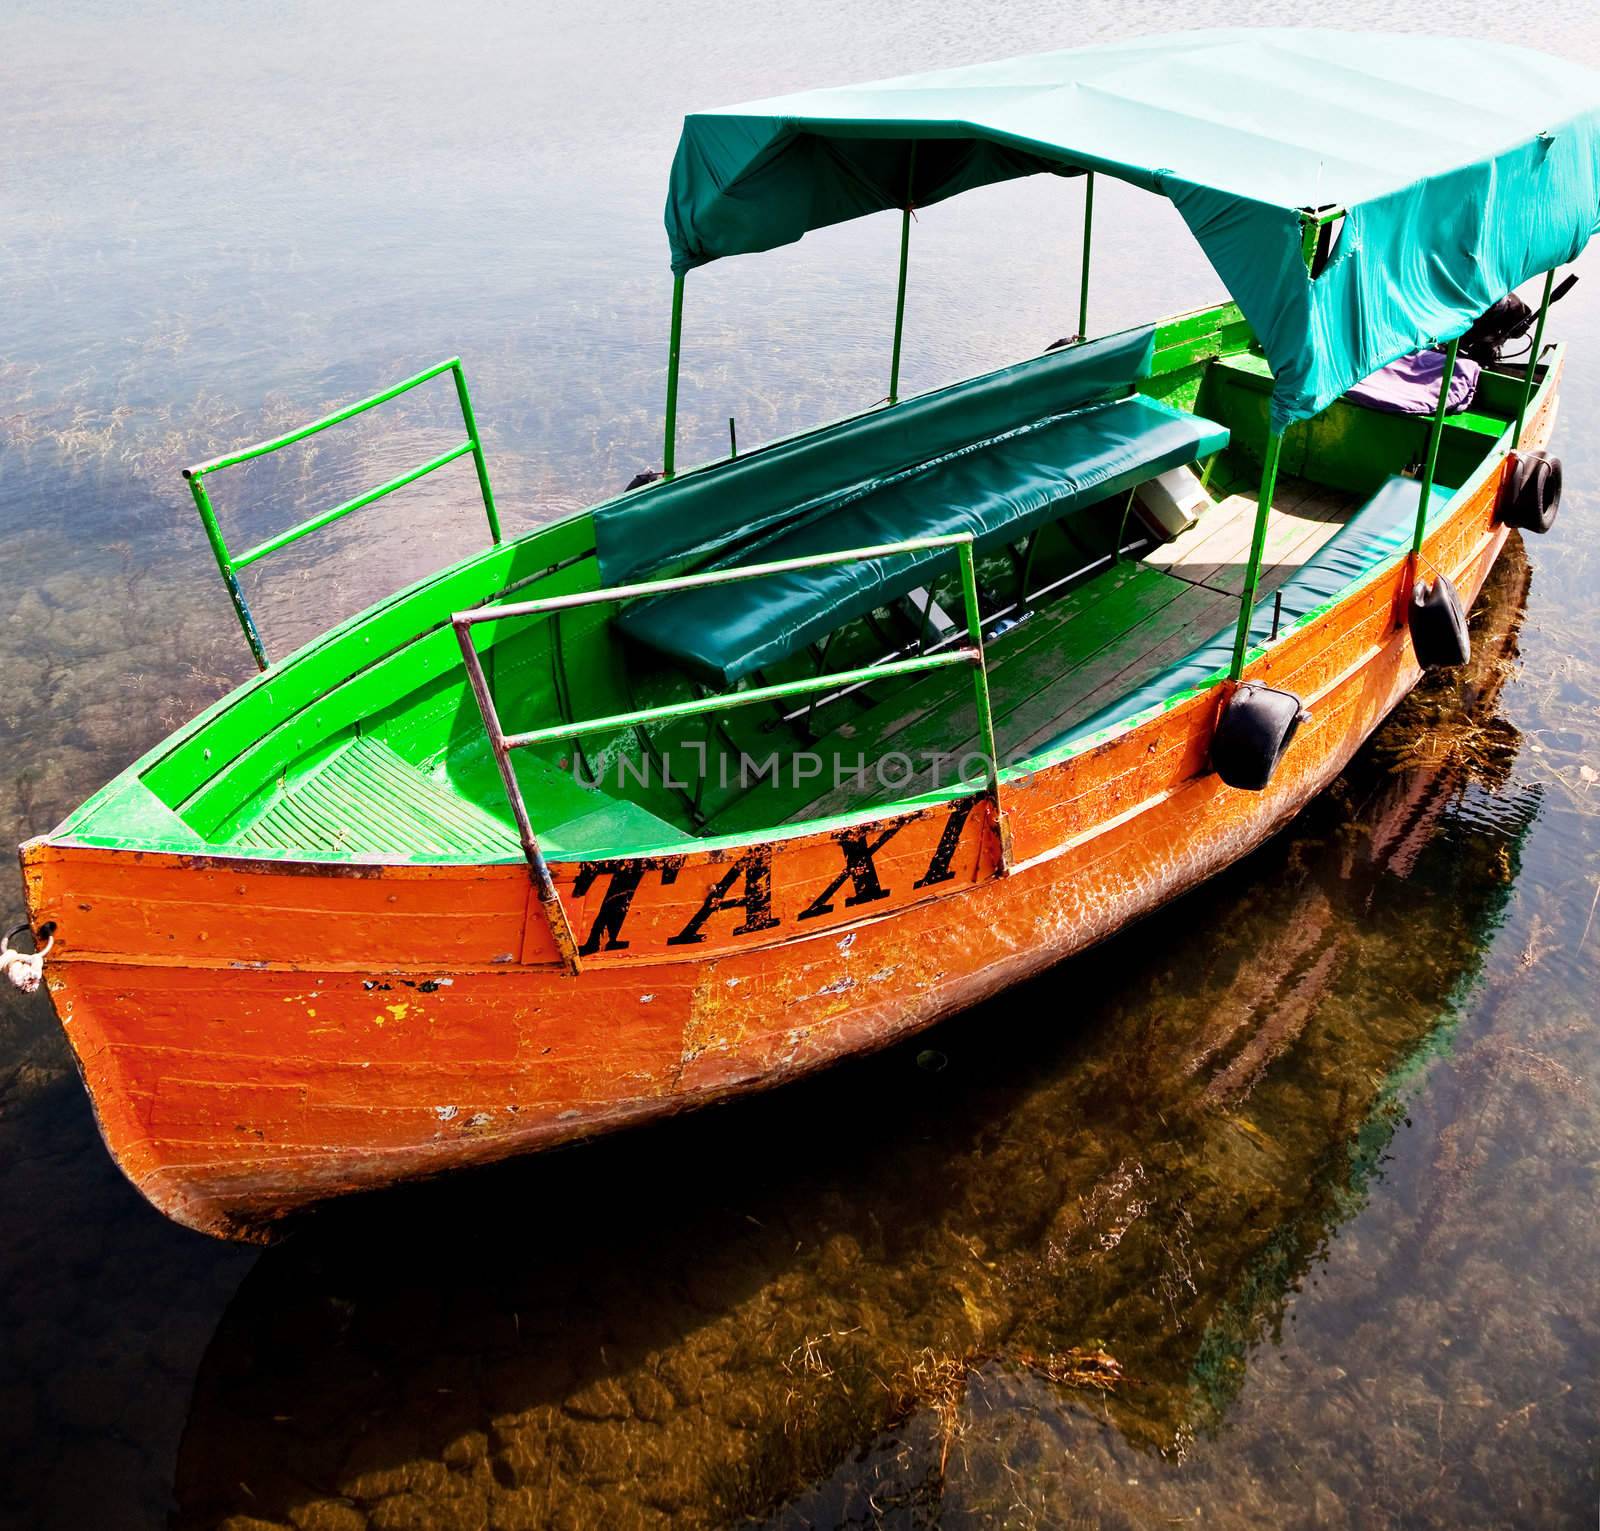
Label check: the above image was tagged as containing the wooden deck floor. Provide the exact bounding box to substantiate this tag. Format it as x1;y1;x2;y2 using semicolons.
704;476;1358;829
1145;475;1356;597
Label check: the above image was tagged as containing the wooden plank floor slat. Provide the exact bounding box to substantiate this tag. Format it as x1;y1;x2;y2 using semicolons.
793;567;1195;820
1147;475;1354;597
700;560;1156;835
833;582;1233;809
706;479;1363;827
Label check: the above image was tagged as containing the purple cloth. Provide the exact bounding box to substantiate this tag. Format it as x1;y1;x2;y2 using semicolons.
1343;346;1481;415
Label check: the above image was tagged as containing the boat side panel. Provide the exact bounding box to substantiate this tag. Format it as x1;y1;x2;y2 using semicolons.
23;789;1000;973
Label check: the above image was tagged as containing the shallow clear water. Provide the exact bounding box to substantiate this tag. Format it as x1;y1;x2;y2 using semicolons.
1;3;1597;1528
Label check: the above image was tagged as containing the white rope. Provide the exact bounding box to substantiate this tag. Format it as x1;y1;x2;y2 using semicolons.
1;927;51;994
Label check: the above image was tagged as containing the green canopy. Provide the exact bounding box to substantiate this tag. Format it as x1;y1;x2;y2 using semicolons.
664;29;1600;429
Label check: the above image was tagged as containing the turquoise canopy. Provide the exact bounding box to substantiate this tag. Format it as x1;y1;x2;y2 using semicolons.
664;29;1600;429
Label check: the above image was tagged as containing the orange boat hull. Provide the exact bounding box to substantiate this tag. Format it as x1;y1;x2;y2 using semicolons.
20;389;1555;1240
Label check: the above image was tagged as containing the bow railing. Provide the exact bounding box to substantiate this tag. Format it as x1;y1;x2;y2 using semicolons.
183;357;500;669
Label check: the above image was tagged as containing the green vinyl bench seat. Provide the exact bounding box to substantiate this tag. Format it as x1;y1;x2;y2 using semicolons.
1038;473;1442;757
616;393;1229;687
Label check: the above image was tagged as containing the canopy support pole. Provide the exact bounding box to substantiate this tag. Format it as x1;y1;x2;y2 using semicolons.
1411;335;1460;555
1513;269;1556;442
888;145;917;405
663;272;685;479
1228;430;1283;681
1077;171;1094;342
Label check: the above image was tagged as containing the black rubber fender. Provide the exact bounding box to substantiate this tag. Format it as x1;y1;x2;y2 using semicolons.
1211;682;1309;792
1407;574;1471;668
1498;450;1561;533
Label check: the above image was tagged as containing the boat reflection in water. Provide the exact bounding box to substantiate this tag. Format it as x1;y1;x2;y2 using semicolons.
174;546;1538;1529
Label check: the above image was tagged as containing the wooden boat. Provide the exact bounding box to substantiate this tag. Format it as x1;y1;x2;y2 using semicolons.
15;30;1600;1238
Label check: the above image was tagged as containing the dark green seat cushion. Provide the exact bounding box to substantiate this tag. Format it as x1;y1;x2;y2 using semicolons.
596;325;1161;586
1270;474;1431;625
617;394;1228;686
1040;474;1438;757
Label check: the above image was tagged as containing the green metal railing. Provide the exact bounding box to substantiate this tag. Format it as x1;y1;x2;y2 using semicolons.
1411;334;1462;555
452;532;1010;974
662;275;685;479
1223;203;1348;681
1229;430;1284;681
1513;268;1557;442
183;357;501;669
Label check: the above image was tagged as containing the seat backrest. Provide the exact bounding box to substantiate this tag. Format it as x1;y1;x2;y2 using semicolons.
594;325;1157;584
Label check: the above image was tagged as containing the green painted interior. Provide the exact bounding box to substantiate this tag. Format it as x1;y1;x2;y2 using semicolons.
51;304;1545;865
